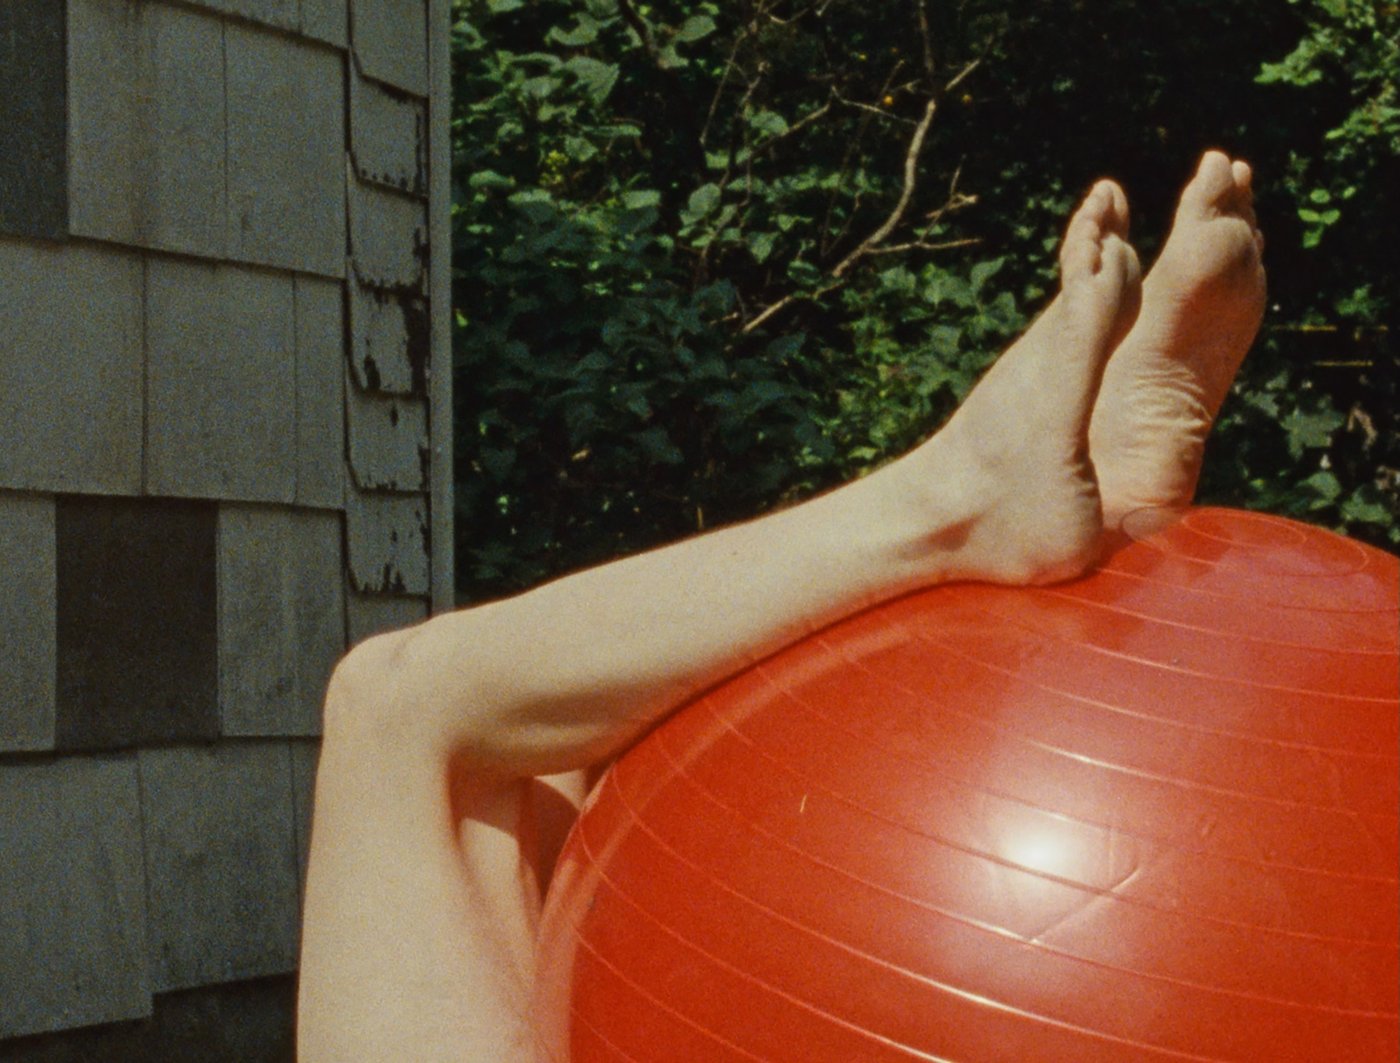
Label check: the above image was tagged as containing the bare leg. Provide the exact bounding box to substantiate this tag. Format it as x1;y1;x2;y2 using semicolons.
296;186;1140;1061
1090;150;1267;529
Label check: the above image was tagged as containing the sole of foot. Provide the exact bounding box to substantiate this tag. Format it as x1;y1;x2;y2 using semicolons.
1089;150;1267;530
900;179;1143;586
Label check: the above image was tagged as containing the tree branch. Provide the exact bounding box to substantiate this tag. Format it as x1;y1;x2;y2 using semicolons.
830;97;939;278
616;0;659;61
864;237;981;256
916;0;937;79
944;58;982;93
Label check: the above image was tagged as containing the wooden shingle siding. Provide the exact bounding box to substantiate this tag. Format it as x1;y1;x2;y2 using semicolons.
0;494;57;753
351;0;428;95
344;490;430;595
54;497;220;752
294;276;349;510
0;756;152;1039
225;24;346;277
217;506;345;737
67;0;228;257
351;73;427;195
345;587;430;647
349;277;430;395
137;743;301;993
346;388;430;492
348;177;430;291
289;739;321;896
0;0;67;240
0;0;448;1048
300;0;349;47
175;0;348;47
0;976;298;1061
0;239;144;496
192;0;300;31
145;259;299;503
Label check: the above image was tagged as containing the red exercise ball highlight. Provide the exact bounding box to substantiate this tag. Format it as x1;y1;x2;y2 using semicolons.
532;507;1399;1062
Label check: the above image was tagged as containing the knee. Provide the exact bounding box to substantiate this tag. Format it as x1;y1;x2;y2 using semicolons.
321;624;424;744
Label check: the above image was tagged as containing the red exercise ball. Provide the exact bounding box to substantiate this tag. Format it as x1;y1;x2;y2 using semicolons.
532;507;1399;1062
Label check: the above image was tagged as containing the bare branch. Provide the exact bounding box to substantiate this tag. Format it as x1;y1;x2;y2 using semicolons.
864;237;982;256
833;93;917;124
758;98;833;151
700;4;779;149
821;62;908;254
617;0;659;61
916;0;937;79
944;58;982;93
831;97;939;278
741;281;841;335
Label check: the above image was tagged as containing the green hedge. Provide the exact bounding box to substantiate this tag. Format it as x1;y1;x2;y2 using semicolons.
452;0;1398;601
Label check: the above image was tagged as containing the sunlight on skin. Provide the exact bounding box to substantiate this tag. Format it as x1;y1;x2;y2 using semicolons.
296;151;1267;1063
1090;150;1267;529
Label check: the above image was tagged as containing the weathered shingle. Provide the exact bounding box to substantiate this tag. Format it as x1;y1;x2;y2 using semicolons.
0;0;68;240
295;275;347;509
0;238;143;496
289;739;321;896
346;589;429;647
218;505;345;737
188;0;299;31
344;490;430;595
348;177;429;291
138;742;301;993
0;493;55;752
351;73;426;195
67;0;227;257
351;0;428;96
54;496;220;751
0;755;151;1039
145;258;298;503
0;976;296;1061
349;276;429;396
226;23;347;277
301;0;349;47
347;387;429;492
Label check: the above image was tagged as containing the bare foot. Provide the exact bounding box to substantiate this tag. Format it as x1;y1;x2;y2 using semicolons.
1089;150;1267;529
894;179;1142;585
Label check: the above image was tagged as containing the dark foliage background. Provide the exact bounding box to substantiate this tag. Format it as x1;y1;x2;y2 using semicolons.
451;0;1398;602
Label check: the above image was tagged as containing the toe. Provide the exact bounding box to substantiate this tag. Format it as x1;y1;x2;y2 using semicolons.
1060;195;1106;279
1099;179;1131;239
1179;150;1238;217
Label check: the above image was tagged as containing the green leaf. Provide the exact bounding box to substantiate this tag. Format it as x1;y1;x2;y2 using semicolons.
748;230;777;263
623;189;662;210
1341;494;1393;525
519;75;562;99
680;183;722;226
563;57;619;103
635;427;685;464
969;257;1006;294
486;0;524;11
674;15;717;43
1300;470;1342;507
468;169;515;190
547;15;601;47
748;109;790;137
1281;407;1344;456
563;135;598;162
